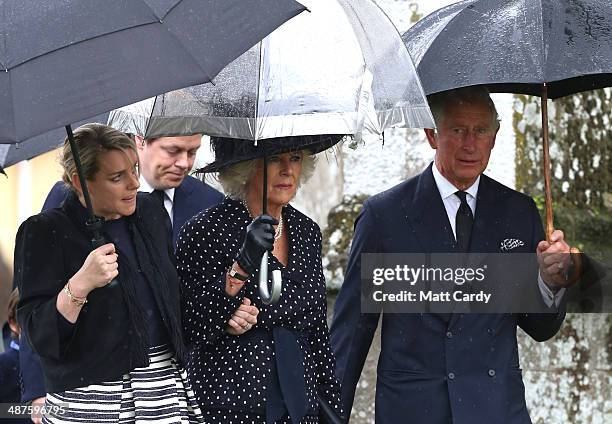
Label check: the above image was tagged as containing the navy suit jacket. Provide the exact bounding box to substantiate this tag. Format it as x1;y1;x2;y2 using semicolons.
19;174;222;401
0;345;21;402
330;164;565;424
0;344;30;423
170;175;224;245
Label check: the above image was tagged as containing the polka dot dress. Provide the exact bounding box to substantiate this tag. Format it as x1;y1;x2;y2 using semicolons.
176;198;343;423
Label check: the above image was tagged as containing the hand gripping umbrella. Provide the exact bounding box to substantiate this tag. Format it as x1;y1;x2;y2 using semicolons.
120;0;435;303
0;0;306;286
402;0;612;238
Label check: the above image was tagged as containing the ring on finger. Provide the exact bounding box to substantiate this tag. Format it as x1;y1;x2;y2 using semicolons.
557;262;563;270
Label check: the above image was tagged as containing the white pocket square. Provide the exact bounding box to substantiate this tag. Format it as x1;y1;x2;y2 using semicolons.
500;238;525;251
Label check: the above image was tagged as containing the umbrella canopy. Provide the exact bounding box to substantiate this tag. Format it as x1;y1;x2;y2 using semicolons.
0;0;306;144
120;0;434;142
0;113;109;171
107;98;159;139
402;0;612;98
402;0;612;238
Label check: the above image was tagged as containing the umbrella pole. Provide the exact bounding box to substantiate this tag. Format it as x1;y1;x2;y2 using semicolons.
254;44;279;304
65;125;97;219
262;139;268;215
541;87;583;282
255;38;268;214
258;138;281;304
540;84;554;240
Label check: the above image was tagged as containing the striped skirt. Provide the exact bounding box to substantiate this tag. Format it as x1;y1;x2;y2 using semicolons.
43;345;203;424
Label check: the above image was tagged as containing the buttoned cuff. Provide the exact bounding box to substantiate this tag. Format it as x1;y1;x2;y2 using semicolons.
538;272;566;308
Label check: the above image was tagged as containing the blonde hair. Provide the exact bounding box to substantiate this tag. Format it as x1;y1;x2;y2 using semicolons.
218;151;317;200
61;123;136;191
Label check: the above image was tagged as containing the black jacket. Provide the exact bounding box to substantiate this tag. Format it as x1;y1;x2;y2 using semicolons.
15;192;184;393
19;176;223;401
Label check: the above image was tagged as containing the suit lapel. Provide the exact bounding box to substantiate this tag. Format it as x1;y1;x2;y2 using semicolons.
468;175;502;253
403;165;455;325
403;164;456;254
171;181;194;244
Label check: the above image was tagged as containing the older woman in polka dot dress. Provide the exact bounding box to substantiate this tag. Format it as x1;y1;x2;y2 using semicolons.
176;136;344;423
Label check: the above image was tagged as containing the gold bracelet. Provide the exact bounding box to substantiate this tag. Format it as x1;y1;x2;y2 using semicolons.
63;282;87;307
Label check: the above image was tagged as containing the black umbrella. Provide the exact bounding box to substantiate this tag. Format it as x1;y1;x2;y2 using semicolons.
403;0;612;238
0;113;110;171
0;0;307;196
0;0;306;285
0;0;306;144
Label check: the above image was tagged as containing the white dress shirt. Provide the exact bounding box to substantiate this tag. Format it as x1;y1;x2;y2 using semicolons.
431;164;564;308
431;164;478;240
139;177;176;225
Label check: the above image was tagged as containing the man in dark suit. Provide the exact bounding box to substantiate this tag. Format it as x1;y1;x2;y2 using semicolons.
133;133;224;244
20;132;223;420
330;87;575;423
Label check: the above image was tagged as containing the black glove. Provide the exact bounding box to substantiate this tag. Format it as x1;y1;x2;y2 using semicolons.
236;214;278;275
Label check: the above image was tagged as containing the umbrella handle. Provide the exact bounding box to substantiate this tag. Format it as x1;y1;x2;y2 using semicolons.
258;137;282;304
259;251;282;304
541;83;554;240
90;228;119;289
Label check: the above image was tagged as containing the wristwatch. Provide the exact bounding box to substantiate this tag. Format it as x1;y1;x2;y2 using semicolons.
228;266;249;282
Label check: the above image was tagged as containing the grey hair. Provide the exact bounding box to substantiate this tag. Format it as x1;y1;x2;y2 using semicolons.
428;86;500;131
218;151;317;201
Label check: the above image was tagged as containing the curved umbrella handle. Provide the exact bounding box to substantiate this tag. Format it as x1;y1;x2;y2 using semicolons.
259;251;282;305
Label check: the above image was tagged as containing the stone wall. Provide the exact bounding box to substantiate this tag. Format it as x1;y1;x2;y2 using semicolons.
519;314;612;424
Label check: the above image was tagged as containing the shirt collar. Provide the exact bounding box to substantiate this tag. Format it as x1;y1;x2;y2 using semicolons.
138;176;176;203
431;162;480;201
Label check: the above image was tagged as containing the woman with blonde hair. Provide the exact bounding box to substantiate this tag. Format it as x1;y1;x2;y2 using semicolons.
15;123;203;423
177;135;345;423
